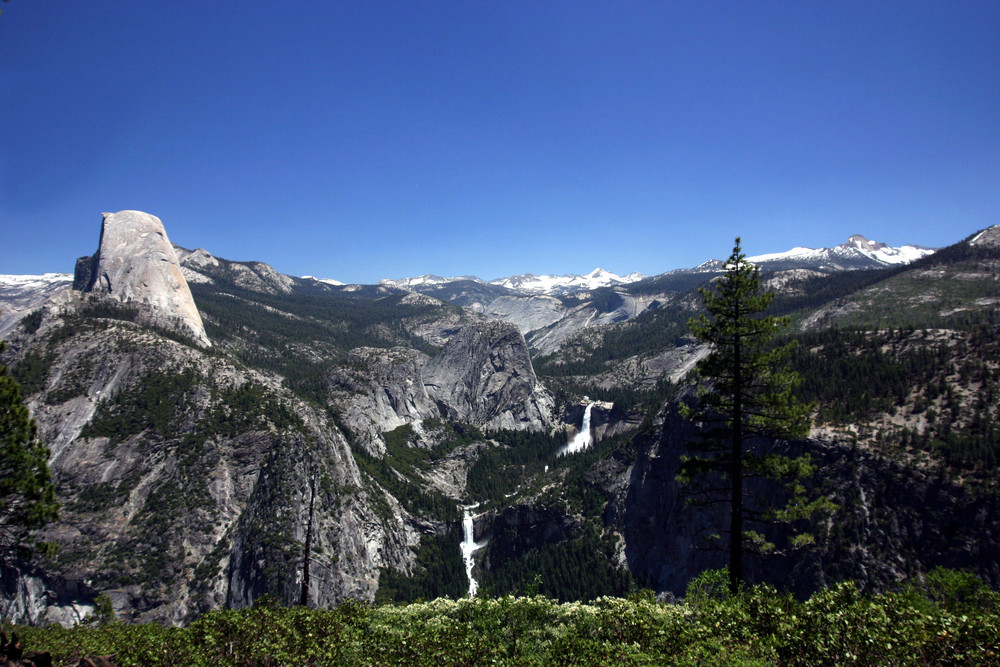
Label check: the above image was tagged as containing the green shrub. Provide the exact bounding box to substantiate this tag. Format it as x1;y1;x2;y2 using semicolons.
10;569;1000;666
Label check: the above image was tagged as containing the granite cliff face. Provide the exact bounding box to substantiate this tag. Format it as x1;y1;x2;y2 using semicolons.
423;321;553;431
73;211;210;347
326;347;439;457
1;318;418;624
0;211;565;625
608;405;1000;598
327;324;555;456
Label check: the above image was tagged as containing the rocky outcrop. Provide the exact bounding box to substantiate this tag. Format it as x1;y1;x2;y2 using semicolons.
523;291;664;356
970;224;1000;248
610;405;1000;599
423;322;553;431
73;211;210;347
483;295;567;336
0;560;96;627
0;274;72;339
173;246;295;294
327;347;439;456
328;323;555;454
225;417;417;610
1;318;416;624
173;247;219;285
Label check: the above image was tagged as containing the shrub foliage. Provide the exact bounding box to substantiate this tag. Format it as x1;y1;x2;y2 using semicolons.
8;569;998;666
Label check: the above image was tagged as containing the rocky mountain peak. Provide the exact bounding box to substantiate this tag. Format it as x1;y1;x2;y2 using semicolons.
73;210;211;347
846;234;884;251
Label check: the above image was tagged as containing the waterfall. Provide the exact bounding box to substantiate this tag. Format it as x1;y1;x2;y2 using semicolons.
460;504;485;597
559;402;595;456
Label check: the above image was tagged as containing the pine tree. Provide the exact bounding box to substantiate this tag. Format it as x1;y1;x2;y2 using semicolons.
679;238;829;594
0;339;59;561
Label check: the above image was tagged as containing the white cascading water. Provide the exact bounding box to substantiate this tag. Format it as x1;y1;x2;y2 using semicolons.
559;402;595;456
460;504;485;597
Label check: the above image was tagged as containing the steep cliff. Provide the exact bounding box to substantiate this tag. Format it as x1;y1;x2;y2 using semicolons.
423;321;553;431
2;313;418;624
73;211;210;347
326;346;438;457
1;212;464;624
3;217;995;622
1;212;572;624
612;405;1000;598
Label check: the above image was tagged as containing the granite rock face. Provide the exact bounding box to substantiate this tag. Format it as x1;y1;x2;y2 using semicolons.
327;347;439;456
1;321;417;624
328;325;555;457
609;404;1000;598
423;321;552;431
74;211;210;347
482;295;567;336
970;223;1000;248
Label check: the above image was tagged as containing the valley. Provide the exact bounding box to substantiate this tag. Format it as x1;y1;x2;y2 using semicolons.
1;212;998;625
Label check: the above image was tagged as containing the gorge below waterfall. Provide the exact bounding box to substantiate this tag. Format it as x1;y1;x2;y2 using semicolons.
458;403;598;598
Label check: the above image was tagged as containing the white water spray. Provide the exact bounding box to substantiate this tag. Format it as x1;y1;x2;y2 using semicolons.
460;504;485;597
559;402;595;456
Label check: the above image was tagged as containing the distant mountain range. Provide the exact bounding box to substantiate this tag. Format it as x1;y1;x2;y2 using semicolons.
0;234;935;307
380;268;646;297
378;235;935;297
0;233;937;342
746;234;933;270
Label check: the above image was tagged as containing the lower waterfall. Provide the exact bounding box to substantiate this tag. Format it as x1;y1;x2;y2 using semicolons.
460;504;485;597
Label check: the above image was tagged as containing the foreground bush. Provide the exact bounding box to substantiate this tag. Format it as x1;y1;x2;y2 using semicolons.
8;571;1000;666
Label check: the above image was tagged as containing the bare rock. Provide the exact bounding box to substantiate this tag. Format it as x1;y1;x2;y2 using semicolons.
73;211;210;347
423;321;553;431
483;295;567;335
327;346;439;456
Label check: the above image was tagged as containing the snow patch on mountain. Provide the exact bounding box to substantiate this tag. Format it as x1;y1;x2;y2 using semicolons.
381;274;482;289
381;268;645;297
489;268;646;295
0;273;73;290
303;276;345;286
0;273;74;338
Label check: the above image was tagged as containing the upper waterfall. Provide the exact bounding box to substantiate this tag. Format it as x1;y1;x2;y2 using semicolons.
559;402;595;456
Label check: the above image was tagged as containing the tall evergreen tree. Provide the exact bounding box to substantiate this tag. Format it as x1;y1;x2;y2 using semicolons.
679;239;828;594
0;339;59;561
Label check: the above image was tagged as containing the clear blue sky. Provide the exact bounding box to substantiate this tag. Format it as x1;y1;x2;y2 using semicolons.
2;1;997;283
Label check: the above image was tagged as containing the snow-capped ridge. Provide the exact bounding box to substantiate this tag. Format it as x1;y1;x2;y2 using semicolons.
380;274;484;289
303;276;345;286
489;267;646;295
382;268;646;297
745;235;934;270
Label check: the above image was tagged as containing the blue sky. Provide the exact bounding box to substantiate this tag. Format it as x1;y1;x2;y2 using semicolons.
2;2;997;283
